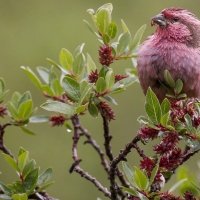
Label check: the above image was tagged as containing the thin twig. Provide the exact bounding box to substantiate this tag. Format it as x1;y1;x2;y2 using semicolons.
70;115;111;198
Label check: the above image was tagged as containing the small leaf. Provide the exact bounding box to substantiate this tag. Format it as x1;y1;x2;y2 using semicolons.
46;58;68;74
37;67;50;84
99;66;109;78
41;85;54;96
83;20;97;36
96;3;113;14
18;100;33;120
108;22;117;39
112;76;137;90
11;92;21;108
12;193;28;200
86;53;96;74
133;166;149;190
78;82;93;105
59;48;74;71
164;70;175;88
36;181;54;192
149;165;159;189
178;93;187;99
102;33;110;44
161;98;170;116
0;182;13;196
102;96;117;105
22;168;39;195
74;43;85;58
41;101;75;116
18;151;29;172
7;102;19;120
121;186;137;196
3;154;20;172
174;79;183;94
88;102;98;118
160;112;170;127
50;79;63;96
62;76;80;102
0;194;12;199
96;8;111;35
72;53;85;77
76;105;85;113
121;19;130;34
128;24;146;53
20;127;35;136
38;168;53;185
169;178;187;193
18;148;26;157
145;87;162;124
96;77;107;93
117;32;130;54
21;66;42;90
105;70;114;89
184;114;194;133
22;160;36;178
18;92;31;107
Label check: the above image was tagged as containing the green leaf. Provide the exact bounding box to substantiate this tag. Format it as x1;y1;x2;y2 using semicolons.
133;166;149;190
161;98;170;116
169;178;187;193
96;8;111;35
122;162;137;189
22;160;36;178
83;20;97;36
38;168;53;185
184;114;194;134
62;76;80;102
18;100;33;119
145;87;162;124
121;186;137;196
3;154;20;172
108;22;117;39
102;33;110;44
41;85;54;96
76;105;85;113
18;147;26;157
96;3;113;14
137;116;160;130
136;192;149;200
59;48;74;71
0;78;5;95
99;66;109;78
0;194;12;199
11;92;21;108
88;102;98;118
21;66;42;90
36;181;54;192
72;53;85;77
46;58;68;74
96;77;107;93
20;127;35;136
160;112;170;127
174;79;183;94
50;79;63;96
29;115;49;123
164;70;175;88
18;92;31;107
78;83;93;105
18;151;29;172
0;90;9;103
22;168;39;195
86;53;96;74
36;66;49;84
0;182;13;196
121;19;130;34
41;101;75;116
7;102;19;120
117;32;130;54
103;95;117;105
178;93;187;99
149;165;159;189
113;76;137;90
12;193;28;200
74;43;85;58
129;24;146;53
105;70;114;89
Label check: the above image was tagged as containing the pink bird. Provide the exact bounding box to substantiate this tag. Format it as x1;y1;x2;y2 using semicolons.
137;8;200;101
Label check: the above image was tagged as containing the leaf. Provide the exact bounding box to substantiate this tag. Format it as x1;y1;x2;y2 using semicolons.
62;76;80;102
50;79;63;96
22;160;36;178
164;70;175;88
72;53;85;77
20;127;35;136
7;102;19;120
178;93;187;99
18;151;29;172
96;77;107;93
41;101;75;116
59;48;74;71
128;24;146;53
105;70;114;89
21;66;42;90
96;8;111;35
99;66;109;78
108;22;117;39
78;83;93;105
0;194;12;199
11;92;21;108
112;76;137;90
74;43;85;58
88;102;99;118
83;20;97;36
38;168;53;185
122;162;138;189
149;165;159;189
145;87;162;124
0;182;13;196
102;96;117;105
46;58;68;74
76;105;85;113
86;53;96;74
18;92;31;107
3;154;20;172
102;33;110;44
184;114;194;134
12;193;28;200
161;98;170;116
36;67;49;84
160;112;170;127
96;3;113;14
18;100;33;120
36;181;54;192
169;178;187;193
117;32;130;54
22;168;39;195
0;78;5;94
121;19;130;34
174;79;183;94
121;186;137;196
29;115;49;123
133;166;149;190
18;147;26;157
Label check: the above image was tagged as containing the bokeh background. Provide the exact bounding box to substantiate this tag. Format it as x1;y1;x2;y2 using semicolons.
1;1;200;199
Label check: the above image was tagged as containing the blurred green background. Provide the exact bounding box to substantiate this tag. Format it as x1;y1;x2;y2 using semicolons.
1;1;200;199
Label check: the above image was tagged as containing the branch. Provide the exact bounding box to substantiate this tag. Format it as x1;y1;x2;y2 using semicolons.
70;115;111;198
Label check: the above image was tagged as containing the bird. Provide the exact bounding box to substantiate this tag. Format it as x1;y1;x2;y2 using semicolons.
137;7;200;102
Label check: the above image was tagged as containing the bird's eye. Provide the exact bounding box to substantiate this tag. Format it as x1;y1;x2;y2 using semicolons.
173;17;179;22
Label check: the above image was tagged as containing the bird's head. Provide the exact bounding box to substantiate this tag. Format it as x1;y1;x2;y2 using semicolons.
151;7;200;46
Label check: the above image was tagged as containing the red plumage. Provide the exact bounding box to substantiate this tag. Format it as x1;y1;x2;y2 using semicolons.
137;8;200;101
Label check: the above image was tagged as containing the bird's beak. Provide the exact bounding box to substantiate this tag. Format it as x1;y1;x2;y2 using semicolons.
151;14;167;27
